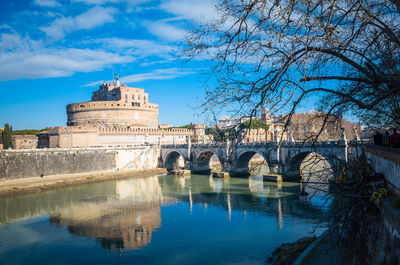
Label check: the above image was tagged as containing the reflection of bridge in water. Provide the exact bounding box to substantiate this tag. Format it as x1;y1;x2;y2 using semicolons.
0;174;326;252
161;175;325;222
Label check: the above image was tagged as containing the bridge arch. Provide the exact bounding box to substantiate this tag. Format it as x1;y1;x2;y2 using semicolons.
192;150;222;173
286;152;335;182
164;150;186;171
233;150;271;176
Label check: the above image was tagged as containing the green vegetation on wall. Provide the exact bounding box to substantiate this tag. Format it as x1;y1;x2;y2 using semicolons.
13;128;47;135
172;123;193;129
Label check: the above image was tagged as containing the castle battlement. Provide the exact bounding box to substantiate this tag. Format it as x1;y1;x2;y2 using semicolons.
98;127;193;135
47;126;98;134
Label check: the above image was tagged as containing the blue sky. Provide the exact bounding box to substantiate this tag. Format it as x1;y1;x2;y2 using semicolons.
0;0;222;129
0;0;329;130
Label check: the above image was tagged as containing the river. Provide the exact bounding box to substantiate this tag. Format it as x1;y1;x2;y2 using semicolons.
0;174;326;265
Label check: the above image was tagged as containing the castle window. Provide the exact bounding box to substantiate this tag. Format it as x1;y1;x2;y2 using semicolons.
125;94;128;98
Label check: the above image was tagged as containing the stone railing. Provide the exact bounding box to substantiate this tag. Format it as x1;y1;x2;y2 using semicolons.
164;140;358;148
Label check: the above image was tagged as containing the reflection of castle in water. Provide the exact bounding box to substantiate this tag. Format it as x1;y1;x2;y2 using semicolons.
48;175;323;250
50;177;163;251
0;174;325;253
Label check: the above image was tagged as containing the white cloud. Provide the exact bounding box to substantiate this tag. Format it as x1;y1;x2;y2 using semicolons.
0;33;133;81
33;0;61;7
160;0;242;32
160;0;218;23
42;6;117;39
145;21;187;42
122;68;195;82
71;0;150;5
91;38;178;59
83;67;196;86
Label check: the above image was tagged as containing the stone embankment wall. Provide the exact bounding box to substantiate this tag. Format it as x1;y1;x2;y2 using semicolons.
0;145;160;180
364;144;400;195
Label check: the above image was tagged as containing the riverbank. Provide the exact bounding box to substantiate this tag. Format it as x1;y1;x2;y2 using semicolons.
0;168;167;197
266;237;316;265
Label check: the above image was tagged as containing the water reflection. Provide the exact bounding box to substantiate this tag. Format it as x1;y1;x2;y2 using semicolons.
300;153;333;208
0;174;326;258
49;177;162;251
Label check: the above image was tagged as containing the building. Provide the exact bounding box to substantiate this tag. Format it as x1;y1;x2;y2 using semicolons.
38;79;207;148
12;135;38;149
67;80;158;128
158;124;172;129
217;116;245;130
217;108;289;143
238;126;289;143
219;108;359;143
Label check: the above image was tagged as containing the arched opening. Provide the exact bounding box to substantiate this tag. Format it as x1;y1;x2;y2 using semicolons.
288;152;334;208
164;151;185;171
287;152;334;181
234;151;270;177
193;151;222;174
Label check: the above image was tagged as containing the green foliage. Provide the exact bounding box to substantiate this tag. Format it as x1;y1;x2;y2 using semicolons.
240;119;269;130
12;128;47;135
206;127;223;142
206;127;237;142
172;123;193;129
2;123;13;149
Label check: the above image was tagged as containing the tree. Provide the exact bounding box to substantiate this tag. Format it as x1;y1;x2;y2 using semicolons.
184;1;400;263
206;126;237;142
206;127;223;141
240;119;269;130
185;0;400;130
2;124;13;149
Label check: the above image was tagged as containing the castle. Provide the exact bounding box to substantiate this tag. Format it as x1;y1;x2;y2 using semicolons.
67;80;159;128
36;79;207;148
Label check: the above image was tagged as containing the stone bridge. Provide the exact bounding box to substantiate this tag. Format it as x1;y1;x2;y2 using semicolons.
160;140;362;180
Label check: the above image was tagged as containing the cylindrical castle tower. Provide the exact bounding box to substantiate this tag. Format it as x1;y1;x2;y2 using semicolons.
67;83;159;128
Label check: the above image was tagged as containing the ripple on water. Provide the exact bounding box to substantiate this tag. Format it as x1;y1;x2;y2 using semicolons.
0;174;327;265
